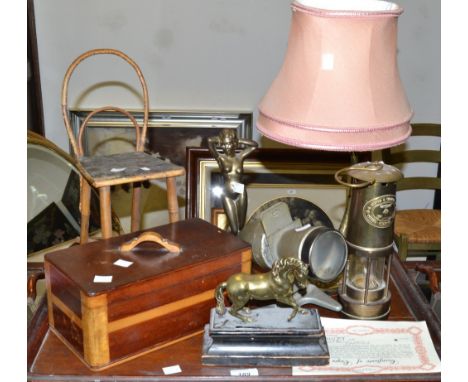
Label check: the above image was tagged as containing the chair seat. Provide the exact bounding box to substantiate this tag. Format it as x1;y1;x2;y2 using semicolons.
394;209;441;244
79;152;185;188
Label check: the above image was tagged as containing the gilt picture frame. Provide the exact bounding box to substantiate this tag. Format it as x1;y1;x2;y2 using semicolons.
185;148;370;229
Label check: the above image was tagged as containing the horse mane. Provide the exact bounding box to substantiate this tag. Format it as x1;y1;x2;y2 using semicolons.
271;257;308;279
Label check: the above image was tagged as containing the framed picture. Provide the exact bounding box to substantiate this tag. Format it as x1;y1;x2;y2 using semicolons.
27;132;121;258
27;202;79;255
68;110;253;230
211;208;229;231
186;148;371;229
69;110;253;167
61;170;101;233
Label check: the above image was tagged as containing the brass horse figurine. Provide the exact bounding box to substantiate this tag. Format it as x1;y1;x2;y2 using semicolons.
215;257;309;322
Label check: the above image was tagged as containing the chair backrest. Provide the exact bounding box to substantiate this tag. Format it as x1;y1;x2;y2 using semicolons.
381;123;441;192
61;49;149;157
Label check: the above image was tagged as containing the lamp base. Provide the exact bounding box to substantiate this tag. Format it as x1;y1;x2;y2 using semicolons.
338;290;391;320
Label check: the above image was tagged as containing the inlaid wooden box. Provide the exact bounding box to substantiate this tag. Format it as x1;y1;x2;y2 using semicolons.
44;218;252;370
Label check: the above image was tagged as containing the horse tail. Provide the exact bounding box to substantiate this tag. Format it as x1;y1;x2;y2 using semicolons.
215;282;228;315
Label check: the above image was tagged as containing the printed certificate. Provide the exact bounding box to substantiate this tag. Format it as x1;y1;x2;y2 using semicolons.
293;318;440;376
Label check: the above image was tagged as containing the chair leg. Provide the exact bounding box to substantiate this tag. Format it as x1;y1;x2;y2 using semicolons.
131;182;142;232
79;177;91;244
397;234;409;261
166;177;179;223
99;186;113;239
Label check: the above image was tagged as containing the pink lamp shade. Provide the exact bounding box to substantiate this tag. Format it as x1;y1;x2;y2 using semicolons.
257;0;412;151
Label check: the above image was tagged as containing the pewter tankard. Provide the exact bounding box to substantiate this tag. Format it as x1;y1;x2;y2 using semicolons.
336;161;402;319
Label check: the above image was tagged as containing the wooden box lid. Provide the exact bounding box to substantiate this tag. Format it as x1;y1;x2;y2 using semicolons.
45;218;251;297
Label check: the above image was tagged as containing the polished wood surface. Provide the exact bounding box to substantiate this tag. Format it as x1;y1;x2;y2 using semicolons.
30;253;440;381
81;293;110;366
43;219;252;370
45;219;250;295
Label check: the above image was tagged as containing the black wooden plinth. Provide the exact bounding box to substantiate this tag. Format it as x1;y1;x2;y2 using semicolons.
202;306;329;367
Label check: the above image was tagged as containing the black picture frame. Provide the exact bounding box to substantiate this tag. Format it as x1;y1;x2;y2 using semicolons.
27;202;79;255
70;110;253;168
61;171;101;233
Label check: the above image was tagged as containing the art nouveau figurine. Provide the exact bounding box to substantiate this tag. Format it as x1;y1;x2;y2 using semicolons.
207;130;258;235
215;257;309;322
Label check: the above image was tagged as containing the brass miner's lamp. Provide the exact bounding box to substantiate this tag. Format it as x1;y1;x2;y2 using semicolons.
336;162;402;319
256;0;412;319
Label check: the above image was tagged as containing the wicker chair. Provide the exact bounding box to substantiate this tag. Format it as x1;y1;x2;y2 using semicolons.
381;123;441;261
61;49;185;242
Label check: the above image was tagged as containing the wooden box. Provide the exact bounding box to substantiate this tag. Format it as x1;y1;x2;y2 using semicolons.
44;218;252;370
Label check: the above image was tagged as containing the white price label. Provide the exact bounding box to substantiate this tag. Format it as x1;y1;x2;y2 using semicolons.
232;182;245;194
230;368;259;377
93;275;113;283
162;365;182;375
110;167;126;173
113;259;133;268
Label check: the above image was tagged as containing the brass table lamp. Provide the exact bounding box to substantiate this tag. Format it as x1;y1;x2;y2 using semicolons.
256;0;413;319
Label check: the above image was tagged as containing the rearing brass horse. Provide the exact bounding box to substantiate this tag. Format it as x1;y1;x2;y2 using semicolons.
215;257;309;322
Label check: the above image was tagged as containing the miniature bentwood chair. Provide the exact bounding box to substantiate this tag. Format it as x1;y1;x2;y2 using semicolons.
61;48;185;242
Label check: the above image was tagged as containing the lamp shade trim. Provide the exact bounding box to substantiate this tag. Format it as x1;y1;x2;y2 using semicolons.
257;122;411;152
258;109;413;133
292;0;403;18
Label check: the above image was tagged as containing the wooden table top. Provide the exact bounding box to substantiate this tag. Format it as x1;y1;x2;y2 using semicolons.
28;253;441;381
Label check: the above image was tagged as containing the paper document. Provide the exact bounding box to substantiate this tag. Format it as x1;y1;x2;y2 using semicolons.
293;317;440;376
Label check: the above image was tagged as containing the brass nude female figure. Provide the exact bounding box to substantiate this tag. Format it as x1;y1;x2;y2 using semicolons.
208;130;258;235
